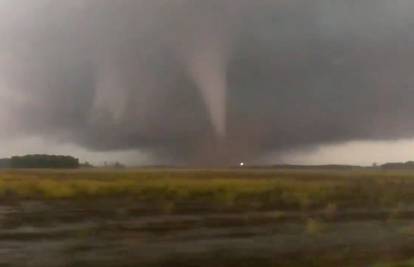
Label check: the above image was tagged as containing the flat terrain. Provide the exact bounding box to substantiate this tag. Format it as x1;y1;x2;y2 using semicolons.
1;168;414;266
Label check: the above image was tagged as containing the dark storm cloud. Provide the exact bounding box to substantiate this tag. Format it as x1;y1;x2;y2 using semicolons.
1;0;414;164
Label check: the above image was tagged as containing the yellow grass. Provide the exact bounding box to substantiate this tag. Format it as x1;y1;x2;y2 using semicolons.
0;168;414;212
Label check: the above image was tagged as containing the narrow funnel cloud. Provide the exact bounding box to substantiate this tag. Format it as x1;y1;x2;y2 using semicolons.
187;41;229;137
176;1;236;138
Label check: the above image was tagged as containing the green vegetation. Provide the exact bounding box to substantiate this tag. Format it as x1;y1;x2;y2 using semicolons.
375;259;414;267
1;168;414;213
2;168;414;266
1;155;80;169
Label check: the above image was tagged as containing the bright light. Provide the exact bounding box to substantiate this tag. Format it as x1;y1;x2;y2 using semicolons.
240;162;244;167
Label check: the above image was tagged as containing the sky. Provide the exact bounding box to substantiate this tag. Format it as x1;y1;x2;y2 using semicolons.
1;0;414;166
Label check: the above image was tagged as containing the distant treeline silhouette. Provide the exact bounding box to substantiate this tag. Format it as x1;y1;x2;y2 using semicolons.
381;161;414;170
0;155;79;169
270;164;360;170
253;162;414;170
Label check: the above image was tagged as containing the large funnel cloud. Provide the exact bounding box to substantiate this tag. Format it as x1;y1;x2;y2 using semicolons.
186;39;229;137
2;0;414;165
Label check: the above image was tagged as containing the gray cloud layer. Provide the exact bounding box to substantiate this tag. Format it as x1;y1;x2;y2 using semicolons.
1;0;414;165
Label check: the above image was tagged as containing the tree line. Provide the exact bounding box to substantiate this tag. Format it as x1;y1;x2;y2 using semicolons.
0;155;80;169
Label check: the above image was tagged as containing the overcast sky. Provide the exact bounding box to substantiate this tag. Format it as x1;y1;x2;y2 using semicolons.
1;0;414;166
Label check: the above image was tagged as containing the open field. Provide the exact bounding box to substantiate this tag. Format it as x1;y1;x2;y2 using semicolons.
5;168;414;210
2;169;414;266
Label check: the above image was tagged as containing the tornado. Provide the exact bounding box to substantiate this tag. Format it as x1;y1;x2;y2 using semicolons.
187;40;229;138
177;1;236;138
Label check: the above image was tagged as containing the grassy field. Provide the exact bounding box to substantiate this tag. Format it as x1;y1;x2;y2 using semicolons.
1;168;414;212
1;168;414;266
